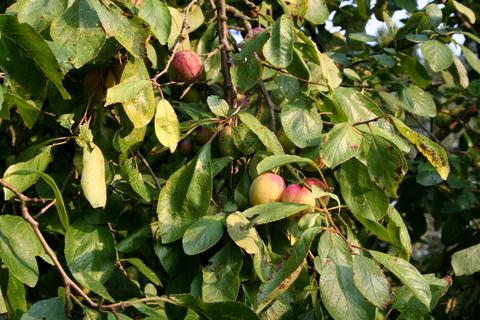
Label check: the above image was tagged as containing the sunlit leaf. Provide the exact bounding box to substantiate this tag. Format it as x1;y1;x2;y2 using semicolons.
263;15;294;68
155;99;180;153
320;122;362;168
451;243;480;276
183;215;225;255
139;0;172;45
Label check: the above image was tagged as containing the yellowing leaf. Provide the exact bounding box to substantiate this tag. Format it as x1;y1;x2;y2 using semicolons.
392;118;449;180
81;143;107;208
155;99;180;153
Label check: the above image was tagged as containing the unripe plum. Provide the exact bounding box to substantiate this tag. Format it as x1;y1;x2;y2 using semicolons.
304;178;330;208
282;184;315;222
172;50;202;83
249;173;286;205
219;125;242;157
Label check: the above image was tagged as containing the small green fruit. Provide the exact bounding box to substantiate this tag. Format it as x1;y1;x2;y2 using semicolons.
219;126;242;157
249;173;286;205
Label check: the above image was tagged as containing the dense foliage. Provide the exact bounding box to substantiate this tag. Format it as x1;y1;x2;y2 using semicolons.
0;0;479;319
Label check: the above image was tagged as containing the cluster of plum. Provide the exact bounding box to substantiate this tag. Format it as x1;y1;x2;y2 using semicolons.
249;173;329;222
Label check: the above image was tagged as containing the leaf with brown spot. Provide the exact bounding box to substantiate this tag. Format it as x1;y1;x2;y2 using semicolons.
392;117;449;180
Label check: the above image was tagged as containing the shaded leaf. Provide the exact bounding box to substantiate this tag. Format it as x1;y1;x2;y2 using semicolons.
124;258;162;286
257;154;321;174
65;218;116;284
242;202;310;224
183;215;224;255
158;143;212;243
396;83;436;117
115;225;151;253
0;216;39;287
238;112;284;155
168;294;261;320
0;267;27;320
367;135;407;197
4;94;41;129
0;15;69;99
257;227;322;312
20;296;66;320
231;54;262;93
203;242;243;302
385;205;412;261
77;271;115;302
339;158;389;221
17;0;67;32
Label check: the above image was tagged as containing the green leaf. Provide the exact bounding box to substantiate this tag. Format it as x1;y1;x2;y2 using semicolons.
263;15;294;68
231;53;262;93
257;227;322;312
281;96;323;148
94;1;149;58
275;74;301;100
0;15;69;99
105;80;151;106
11;169;69;233
451;243;480;276
81;142;107;209
392;117;450;180
0;267;27;320
385;205;411;261
183;215;224;255
4;94;41;129
115;225;151;253
17;0;67;32
352;255;394;309
241;202;310;224
406;34;430;43
155;99;180;153
452;55;469;89
65;218;116;284
124;258;162;286
320;93;349;123
425;3;443;28
370;250;431;309
20;295;66;320
167;294;261;320
256;154;321;174
320;248;375;320
421;40;453;72
367;135;407;198
320;122;362;168
226;212;262;254
120;56;156;129
50;0;106;68
339;158;389;221
333;87;383;122
461;45;480;74
396;83;436;117
77;271;116;302
238;112;284;155
207;95;229;118
397;54;431;89
0;216;39;287
349;33;378;42
202;242;243;302
305;0;329;24
158;143;212;243
416;162;443;186
128;168;151;202
3;145;52;200
139;0;172;45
